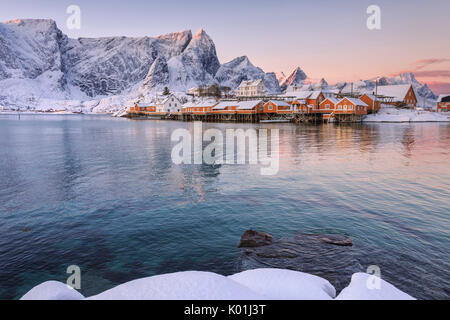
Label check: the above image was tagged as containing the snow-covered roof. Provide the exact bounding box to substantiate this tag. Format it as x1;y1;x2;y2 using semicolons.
292;99;306;104
237;100;263;110
182;102;196;108
361;93;376;100
292;91;313;99
308;91;322;99
137;103;155;107
195;101;218;108
321;97;340;105
212;101;238;110
437;94;450;102
238;79;264;88
373;85;412;101
267;100;291;107
342;97;368;107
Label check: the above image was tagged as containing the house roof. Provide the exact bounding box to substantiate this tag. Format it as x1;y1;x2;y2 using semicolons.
238;79;264;88
292;91;313;99
361;93;376;100
372;85;413;101
212;101;238;110
437;94;450;102
308;91;322;99
267;100;291;107
341;97;368;107
237;100;262;110
137;103;155;107
194;100;218;108
321;97;340;105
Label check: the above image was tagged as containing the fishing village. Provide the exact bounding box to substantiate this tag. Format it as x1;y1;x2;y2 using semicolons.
123;79;443;124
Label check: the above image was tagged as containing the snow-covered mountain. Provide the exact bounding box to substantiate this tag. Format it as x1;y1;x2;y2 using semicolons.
335;72;437;101
0;19;437;112
0;19;279;111
279;67;307;91
214;56;280;94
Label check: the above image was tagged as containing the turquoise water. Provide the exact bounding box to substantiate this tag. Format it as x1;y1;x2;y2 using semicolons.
0;114;449;299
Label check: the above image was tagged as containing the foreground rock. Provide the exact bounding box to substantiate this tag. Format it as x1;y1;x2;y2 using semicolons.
238;232;360;292
238;230;273;248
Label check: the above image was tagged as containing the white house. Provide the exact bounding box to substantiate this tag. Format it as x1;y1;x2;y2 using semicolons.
237;79;267;97
156;94;182;113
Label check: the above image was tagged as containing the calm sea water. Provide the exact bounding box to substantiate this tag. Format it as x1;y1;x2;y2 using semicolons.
0;114;449;300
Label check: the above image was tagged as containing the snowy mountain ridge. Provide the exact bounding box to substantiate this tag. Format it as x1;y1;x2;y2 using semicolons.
0;19;280;112
0;19;437;112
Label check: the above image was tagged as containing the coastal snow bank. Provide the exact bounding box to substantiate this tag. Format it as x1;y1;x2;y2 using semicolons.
364;107;449;122
228;268;335;300
21;269;414;300
20;281;85;300
336;273;415;300
86;271;264;300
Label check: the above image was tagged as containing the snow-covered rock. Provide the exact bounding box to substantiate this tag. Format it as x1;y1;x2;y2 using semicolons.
228;269;336;300
336;273;415;300
20;281;84;300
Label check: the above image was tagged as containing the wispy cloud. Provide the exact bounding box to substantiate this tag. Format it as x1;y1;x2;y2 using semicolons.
413;70;450;78
391;58;450;79
412;58;450;71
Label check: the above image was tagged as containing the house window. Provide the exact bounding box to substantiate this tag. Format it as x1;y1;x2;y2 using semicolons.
325;104;330;109
268;105;273;110
348;105;353;110
338;105;342;110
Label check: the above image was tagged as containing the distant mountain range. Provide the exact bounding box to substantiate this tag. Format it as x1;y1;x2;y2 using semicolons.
0;19;437;112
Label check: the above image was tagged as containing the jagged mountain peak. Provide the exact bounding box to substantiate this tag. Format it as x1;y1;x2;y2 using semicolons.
275;72;286;85
4;18;57;29
0;20;280;109
280;66;307;91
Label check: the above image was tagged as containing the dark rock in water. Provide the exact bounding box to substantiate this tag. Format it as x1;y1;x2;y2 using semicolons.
319;235;353;246
238;230;273;248
237;232;362;292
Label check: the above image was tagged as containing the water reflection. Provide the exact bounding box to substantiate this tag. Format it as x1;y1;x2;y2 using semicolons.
0;115;448;299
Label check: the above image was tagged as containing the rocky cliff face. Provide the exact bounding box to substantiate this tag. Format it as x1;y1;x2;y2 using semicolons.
214;56;280;94
0;19;437;111
279;67;307;91
0;19;281;110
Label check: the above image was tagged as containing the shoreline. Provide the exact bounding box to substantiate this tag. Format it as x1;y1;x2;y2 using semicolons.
1;110;449;123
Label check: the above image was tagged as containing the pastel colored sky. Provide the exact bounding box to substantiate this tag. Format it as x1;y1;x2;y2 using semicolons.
1;0;449;93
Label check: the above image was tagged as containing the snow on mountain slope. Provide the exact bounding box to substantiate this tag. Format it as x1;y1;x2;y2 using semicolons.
280;67;307;91
337;72;437;104
0;20;284;111
0;19;437;112
214;56;281;94
166;29;220;92
275;72;286;85
0;19;66;80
